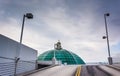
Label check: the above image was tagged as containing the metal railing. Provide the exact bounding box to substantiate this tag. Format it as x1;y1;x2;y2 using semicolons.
112;57;120;64
0;56;36;76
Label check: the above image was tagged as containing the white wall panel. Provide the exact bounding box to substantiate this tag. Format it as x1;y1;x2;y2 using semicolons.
0;34;37;76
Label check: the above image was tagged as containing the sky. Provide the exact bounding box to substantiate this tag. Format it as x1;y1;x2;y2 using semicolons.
0;0;120;63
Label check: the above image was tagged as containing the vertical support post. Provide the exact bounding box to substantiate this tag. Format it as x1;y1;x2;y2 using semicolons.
20;14;25;44
14;15;25;76
104;13;113;65
14;13;33;75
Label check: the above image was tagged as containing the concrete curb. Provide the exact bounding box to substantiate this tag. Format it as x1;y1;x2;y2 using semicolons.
106;65;120;71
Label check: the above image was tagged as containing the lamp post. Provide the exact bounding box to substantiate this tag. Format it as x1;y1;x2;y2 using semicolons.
20;13;33;44
103;13;112;65
14;13;33;76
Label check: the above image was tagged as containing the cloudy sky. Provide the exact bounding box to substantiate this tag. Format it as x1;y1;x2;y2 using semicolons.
0;0;120;63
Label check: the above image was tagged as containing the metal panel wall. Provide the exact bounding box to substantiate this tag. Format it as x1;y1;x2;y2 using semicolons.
0;34;37;76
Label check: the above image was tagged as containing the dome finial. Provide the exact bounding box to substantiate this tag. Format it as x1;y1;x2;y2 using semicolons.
54;40;62;50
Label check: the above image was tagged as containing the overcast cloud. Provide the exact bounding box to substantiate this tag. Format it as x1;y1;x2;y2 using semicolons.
0;0;120;62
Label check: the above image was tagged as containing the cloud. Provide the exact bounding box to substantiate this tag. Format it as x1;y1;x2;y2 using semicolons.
33;1;109;62
0;18;20;40
0;0;120;62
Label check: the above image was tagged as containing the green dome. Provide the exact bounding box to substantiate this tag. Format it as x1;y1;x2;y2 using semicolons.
38;41;85;65
38;49;85;64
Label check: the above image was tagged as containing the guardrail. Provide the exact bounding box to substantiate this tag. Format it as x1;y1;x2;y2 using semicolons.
0;56;36;76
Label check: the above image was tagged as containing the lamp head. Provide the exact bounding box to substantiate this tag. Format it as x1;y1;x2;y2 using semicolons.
105;13;110;16
103;36;107;39
25;13;33;19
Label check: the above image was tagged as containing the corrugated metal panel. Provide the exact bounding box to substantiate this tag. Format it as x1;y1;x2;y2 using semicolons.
0;57;36;76
0;61;15;76
0;34;37;76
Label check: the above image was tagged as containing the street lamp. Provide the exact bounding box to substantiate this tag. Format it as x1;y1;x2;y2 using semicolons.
20;13;33;44
103;13;113;65
14;13;33;76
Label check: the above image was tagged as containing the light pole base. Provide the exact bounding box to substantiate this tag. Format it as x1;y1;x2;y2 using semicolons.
108;57;113;65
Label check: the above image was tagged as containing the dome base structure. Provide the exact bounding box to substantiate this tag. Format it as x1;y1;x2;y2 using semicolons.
52;57;57;65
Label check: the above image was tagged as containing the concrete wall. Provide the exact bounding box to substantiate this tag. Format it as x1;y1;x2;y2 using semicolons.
0;34;37;76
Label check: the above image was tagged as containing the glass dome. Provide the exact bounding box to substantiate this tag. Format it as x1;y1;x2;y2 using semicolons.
38;41;85;64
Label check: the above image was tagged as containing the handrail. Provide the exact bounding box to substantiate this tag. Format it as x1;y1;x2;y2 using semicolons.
0;56;36;63
0;57;36;76
0;56;15;60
